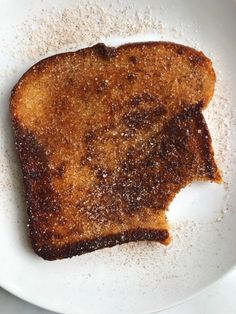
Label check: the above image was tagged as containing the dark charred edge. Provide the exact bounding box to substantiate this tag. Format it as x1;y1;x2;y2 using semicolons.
9;117;61;247
174;102;222;183
189;105;223;182
9;41;215;111
34;229;170;261
9;117;37;247
93;43;118;60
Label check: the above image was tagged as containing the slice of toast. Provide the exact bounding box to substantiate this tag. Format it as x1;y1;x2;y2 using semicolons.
10;42;222;260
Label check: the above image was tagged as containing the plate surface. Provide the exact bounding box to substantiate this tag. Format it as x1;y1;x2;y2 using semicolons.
0;1;236;313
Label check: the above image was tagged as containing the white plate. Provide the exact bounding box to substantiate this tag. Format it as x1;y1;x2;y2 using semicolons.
0;1;236;313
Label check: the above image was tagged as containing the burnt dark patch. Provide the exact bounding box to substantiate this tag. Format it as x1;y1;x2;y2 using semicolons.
14;124;61;215
94;167;110;180
153;106;167;117
80;154;93;166
130;92;156;106
140;154;157;168
96;80;108;93
121;158;136;172
120;128;136;140
65;78;74;86
122;106;166;130
192;105;217;178
84;130;96;144
123;110;146;129
117;83;124;90
51;162;66;178
27;168;44;180
127;72;136;81
188;54;204;66
159;119;190;158
81;125;117;167
176;47;184;55
129;55;138;64
93;43;117;60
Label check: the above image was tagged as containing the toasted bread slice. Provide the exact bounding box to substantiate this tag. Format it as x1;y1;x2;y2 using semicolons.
10;42;221;260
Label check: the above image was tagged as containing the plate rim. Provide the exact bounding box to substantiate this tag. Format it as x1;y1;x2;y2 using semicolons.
1;264;236;314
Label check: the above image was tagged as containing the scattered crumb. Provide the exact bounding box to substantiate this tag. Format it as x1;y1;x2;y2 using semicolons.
2;1;164;62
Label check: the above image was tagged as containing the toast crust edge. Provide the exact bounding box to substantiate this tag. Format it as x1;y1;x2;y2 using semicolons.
10;41;216;115
35;228;170;261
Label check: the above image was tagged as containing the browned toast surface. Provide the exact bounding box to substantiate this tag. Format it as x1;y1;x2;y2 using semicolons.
10;42;221;260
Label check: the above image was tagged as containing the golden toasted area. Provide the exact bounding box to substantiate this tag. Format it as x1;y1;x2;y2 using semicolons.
10;42;221;260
